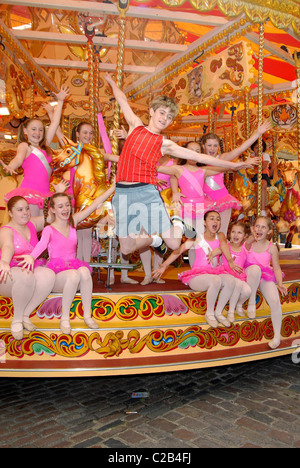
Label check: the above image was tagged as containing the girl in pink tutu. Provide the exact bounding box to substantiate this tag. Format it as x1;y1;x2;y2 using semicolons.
153;210;241;328
202;121;271;235
0;196;56;340
208;221;252;322
158;141;257;239
244;216;287;349
2;86;70;217
20;185;115;335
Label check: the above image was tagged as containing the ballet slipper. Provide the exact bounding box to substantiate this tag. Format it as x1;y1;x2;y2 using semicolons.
236;304;245;317
109;276;115;285
227;312;235;323
23;317;36;332
205;313;218;328
84;317;99;330
247;304;257;319
153;278;166;284
140;276;153;286
11;321;24;340
120;277;139;285
268;338;281;350
60;319;71;335
216;314;231;327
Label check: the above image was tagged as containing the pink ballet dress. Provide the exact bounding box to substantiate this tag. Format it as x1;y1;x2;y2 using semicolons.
221;243;247;281
204;173;242;212
0;221;46;268
177;167;211;219
5;148;53;209
245;241;279;282
30;225;92;274
178;234;228;285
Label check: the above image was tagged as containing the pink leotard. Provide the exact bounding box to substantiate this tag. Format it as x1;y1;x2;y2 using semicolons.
30;225;92;274
204;172;241;212
221;243;247;281
245;241;277;282
0;221;46;268
177;167;211;219
178;234;228;285
5;149;53;209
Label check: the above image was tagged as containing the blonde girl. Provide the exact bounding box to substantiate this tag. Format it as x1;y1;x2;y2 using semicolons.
245;216;288;349
2;86;70;216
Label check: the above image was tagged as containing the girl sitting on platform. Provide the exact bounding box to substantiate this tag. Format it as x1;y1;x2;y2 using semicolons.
153;210;241;328
19;184;115;335
0;196;56;340
244;216;288;349
208;221;252;322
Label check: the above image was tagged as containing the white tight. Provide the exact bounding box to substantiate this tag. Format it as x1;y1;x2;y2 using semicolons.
246;265;282;346
53;267;93;324
245;265;262;307
229;278;251;314
188;273;235;318
139;248;162;279
259;280;283;345
0;267;55;331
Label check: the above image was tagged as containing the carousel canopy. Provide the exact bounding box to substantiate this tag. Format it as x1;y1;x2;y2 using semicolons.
0;0;299;148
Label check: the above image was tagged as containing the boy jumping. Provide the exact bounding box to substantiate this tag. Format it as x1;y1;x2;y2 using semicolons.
105;73;256;256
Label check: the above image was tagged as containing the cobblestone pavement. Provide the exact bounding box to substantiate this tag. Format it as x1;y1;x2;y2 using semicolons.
0;355;299;449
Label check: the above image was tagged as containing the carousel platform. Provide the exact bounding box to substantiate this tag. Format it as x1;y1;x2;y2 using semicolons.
0;246;299;378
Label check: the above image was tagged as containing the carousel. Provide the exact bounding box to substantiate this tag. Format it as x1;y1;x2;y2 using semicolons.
0;0;299;377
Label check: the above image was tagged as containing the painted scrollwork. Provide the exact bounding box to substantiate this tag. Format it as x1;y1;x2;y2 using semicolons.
0;314;299;359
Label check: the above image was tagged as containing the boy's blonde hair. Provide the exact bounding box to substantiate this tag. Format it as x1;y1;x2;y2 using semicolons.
150;95;178;118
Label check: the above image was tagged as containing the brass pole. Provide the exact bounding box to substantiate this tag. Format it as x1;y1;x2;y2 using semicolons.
244;88;250;140
110;1;128;181
256;23;265;216
87;38;96;144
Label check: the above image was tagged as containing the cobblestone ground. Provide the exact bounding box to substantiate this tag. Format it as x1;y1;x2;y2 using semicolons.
0;355;299;448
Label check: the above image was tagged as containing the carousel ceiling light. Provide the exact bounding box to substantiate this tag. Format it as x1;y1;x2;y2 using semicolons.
12;24;32;30
0;107;9;115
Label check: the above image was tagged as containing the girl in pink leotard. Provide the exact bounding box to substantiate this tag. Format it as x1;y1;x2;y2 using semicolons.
158;141;256;242
2;85;70;216
21;185;115;335
201;121;271;235
153;210;241;328
0;196;55;340
244;216;287;349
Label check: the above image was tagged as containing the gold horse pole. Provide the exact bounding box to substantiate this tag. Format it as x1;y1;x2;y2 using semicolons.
256;22;265;217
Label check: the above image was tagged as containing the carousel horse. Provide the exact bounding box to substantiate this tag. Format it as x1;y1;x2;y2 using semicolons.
51;138;112;229
228;166;283;220
228;168;256;217
277;160;300;247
